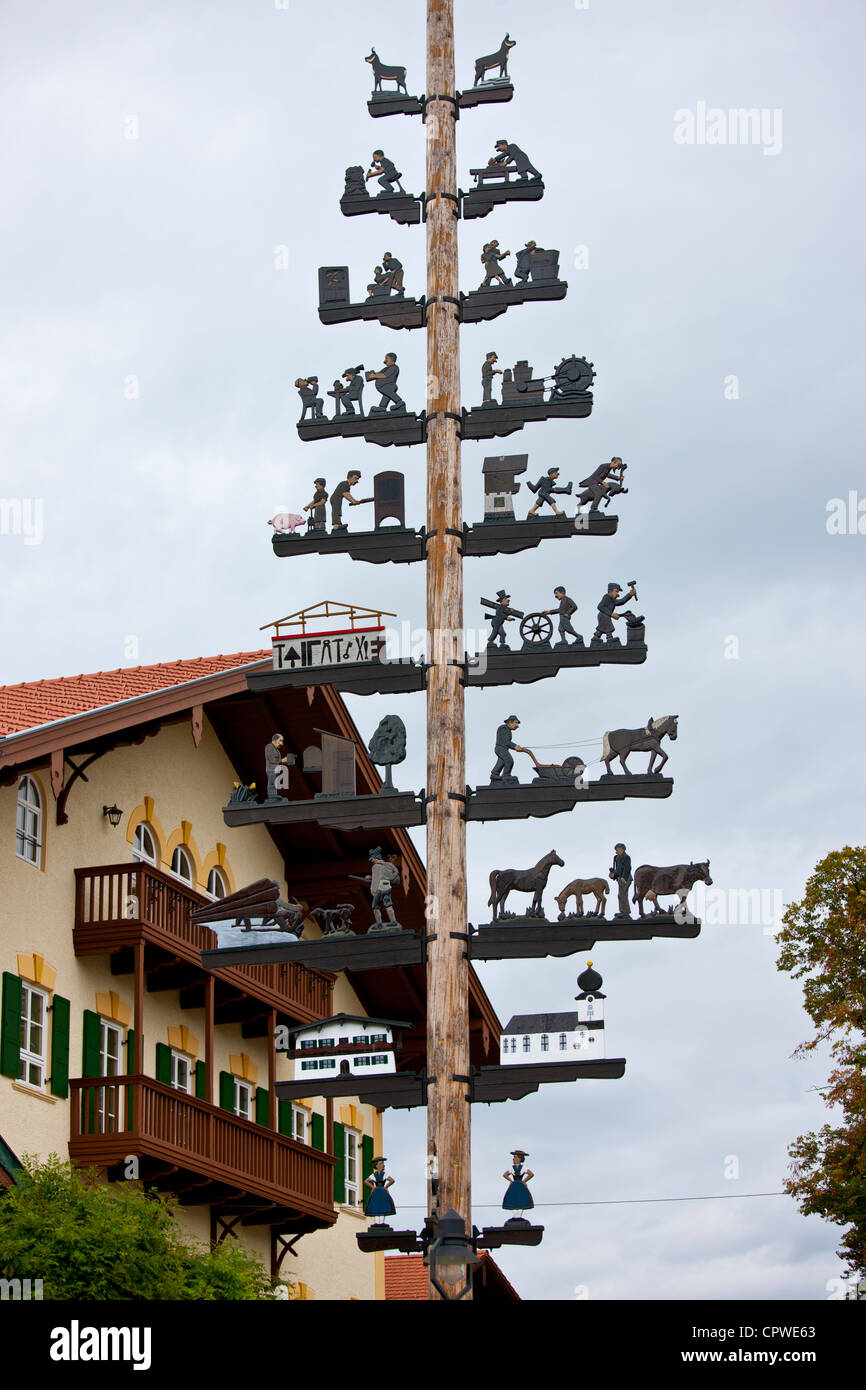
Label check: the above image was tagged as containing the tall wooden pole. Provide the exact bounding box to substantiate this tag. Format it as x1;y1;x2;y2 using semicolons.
425;0;470;1299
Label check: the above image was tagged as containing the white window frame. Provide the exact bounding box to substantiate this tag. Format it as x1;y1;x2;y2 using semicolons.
132;823;157;865
16;775;43;868
234;1079;253;1120
18;982;49;1089
206;867;228;900
522;1035;531;1053
559;1033;568;1051
344;1128;360;1206
291;1105;308;1144
170;846;193;884
171;1050;193;1094
540;1034;549;1052
97;1020;123;1134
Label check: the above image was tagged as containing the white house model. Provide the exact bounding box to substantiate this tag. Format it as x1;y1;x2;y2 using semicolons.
500;964;607;1064
288;1014;409;1079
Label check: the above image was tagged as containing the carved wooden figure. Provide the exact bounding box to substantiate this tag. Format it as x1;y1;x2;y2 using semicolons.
364;1157;397;1224
502;1150;534;1213
602;715;678;776
633;861;712;917
488;850;565;921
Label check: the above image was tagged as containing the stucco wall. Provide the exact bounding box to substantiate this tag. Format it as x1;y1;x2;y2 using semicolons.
1;711;383;1299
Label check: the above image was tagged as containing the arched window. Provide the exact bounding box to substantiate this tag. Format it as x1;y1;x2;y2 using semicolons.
207;867;228;900
132;823;157;865
540;1034;549;1052
16;776;42;867
170;847;193;884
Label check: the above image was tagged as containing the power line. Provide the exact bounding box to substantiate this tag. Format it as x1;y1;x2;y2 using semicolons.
401;1191;787;1209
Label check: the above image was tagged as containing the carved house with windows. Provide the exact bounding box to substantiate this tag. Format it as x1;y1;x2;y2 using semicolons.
499;965;607;1065
0;652;500;1300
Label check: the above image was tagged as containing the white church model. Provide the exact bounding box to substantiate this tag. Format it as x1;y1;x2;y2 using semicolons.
500;963;607;1064
288;1013;408;1079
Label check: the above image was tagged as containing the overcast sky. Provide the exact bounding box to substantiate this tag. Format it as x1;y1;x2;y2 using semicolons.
2;0;864;1300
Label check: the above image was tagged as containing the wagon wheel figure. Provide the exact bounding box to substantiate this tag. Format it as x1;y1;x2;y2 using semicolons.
519;611;554;645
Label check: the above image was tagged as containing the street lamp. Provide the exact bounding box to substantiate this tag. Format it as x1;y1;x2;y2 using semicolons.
424;1209;481;1302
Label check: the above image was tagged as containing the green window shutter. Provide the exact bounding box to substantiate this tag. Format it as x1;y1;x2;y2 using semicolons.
1;973;23;1078
332;1121;346;1204
219;1071;235;1113
82;1010;101;1077
194;1060;207;1100
310;1112;324;1151
155;1042;172;1085
362;1134;375;1184
278;1099;293;1137
256;1087;270;1127
126;1028;136;1129
49;994;71;1098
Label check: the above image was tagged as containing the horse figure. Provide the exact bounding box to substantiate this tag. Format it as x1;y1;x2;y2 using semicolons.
366;49;408;94
488;848;564;921
633;861;712;917
474;34;516;86
555;877;609;920
602;714;678;775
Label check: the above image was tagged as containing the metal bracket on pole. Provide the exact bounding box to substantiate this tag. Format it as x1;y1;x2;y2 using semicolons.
422;191;461;221
422;93;460;123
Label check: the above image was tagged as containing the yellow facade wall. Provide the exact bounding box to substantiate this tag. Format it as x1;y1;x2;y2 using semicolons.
0;712;384;1300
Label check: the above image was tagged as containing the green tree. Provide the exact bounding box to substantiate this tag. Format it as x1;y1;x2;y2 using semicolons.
777;845;866;1281
0;1155;283;1300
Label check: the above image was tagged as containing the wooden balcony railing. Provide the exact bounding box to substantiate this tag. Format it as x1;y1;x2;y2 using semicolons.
69;1075;336;1224
74;863;332;1024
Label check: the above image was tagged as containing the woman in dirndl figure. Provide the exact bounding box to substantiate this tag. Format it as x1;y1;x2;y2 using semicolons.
364;1156;397;1224
502;1149;535;1211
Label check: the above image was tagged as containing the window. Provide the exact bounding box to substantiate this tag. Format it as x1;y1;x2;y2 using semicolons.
207;867;227;899
234;1079;253;1119
559;1033;568;1051
540;1034;549;1052
19;983;48;1088
301;1058;336;1072
132;823;157;864
97;1020;123;1133
171;1051;192;1094
586;1000;595;1019
522;1035;531;1053
354;1055;388;1068
353;1033;387;1046
344;1130;360;1205
16;776;42;867
170;846;193;883
291;1106;307;1144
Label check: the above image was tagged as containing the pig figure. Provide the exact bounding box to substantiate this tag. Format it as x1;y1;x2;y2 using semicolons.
268;512;305;535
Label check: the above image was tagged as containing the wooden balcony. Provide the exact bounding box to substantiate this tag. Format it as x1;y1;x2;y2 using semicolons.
69;1075;337;1233
74;863;333;1028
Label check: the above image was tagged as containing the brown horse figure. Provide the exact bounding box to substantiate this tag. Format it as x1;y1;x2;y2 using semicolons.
602;714;678;775
555;878;609;920
488;848;564;921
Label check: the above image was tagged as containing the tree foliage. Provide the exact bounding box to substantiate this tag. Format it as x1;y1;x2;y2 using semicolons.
0;1155;283;1300
777;845;866;1280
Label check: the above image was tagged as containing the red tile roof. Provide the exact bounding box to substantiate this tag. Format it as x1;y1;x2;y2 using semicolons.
0;653;270;738
384;1252;520;1301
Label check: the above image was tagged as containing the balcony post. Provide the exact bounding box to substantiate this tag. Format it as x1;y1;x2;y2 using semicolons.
132;940;144;1134
205;976;214;1105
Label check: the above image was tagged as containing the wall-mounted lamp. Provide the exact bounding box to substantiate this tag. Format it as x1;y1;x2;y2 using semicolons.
102;805;123;828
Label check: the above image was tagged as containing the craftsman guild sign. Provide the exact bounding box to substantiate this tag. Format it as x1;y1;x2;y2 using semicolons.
272;625;387;672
